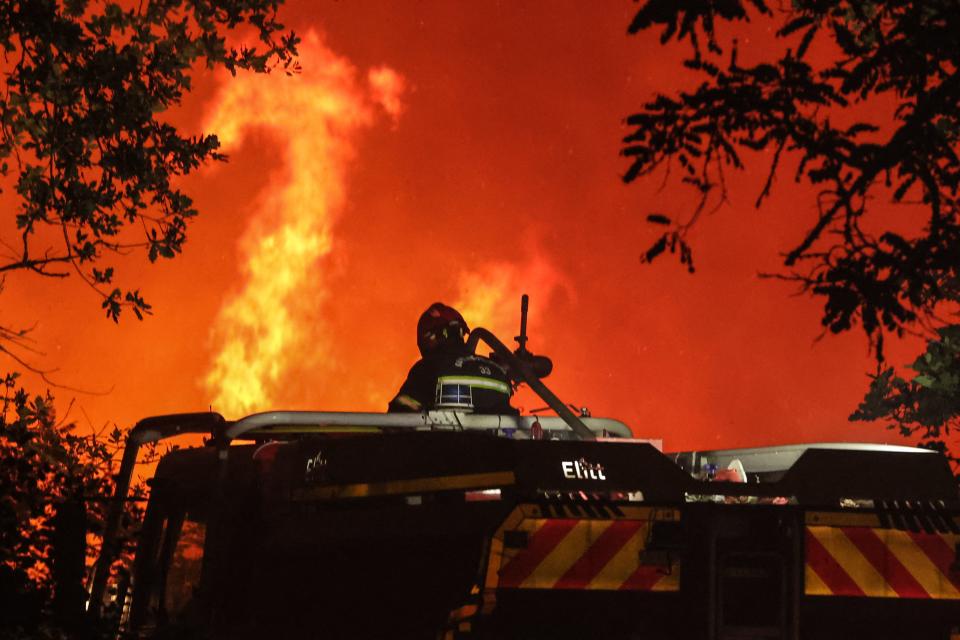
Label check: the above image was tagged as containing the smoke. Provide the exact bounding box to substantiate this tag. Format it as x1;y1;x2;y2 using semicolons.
203;31;403;417
453;254;567;343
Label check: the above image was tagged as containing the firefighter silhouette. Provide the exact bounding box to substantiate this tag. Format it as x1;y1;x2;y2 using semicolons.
388;302;517;414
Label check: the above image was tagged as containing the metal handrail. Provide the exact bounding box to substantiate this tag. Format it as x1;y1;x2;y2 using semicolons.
224;410;631;440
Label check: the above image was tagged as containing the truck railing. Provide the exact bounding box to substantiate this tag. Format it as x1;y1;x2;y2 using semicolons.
223;410;632;440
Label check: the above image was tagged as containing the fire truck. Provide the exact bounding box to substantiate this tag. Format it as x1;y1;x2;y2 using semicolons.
88;304;960;639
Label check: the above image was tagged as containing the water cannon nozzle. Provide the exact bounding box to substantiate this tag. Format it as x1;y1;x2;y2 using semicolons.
514;293;530;355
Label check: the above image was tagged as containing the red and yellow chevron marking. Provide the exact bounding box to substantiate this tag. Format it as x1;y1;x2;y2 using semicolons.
805;526;960;599
487;510;680;593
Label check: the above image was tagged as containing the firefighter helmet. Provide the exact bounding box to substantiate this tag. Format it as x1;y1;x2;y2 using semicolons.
417;302;468;356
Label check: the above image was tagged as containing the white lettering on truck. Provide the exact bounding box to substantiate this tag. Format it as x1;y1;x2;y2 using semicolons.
305;451;327;475
561;458;607;481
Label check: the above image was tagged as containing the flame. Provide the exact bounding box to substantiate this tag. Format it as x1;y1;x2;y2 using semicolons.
203;31;403;417
367;66;405;123
453;254;566;342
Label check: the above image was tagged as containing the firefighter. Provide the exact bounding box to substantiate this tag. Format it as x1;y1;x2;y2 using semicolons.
388;302;518;414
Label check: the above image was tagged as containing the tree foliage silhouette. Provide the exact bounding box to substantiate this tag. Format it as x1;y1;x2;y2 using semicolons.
0;373;154;638
0;2;297;634
0;0;298;374
624;0;960;463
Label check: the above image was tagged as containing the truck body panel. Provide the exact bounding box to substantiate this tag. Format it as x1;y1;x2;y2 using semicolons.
99;423;960;639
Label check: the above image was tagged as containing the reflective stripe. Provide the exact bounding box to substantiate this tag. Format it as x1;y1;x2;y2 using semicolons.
292;471;516;501
494;513;680;592
437;376;511;394
805;526;960;599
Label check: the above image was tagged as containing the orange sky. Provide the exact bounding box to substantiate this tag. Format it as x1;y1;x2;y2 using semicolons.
2;1;924;452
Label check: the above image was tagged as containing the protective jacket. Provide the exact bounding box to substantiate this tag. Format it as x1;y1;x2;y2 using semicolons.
388;350;517;415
